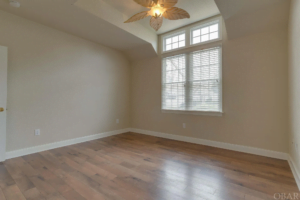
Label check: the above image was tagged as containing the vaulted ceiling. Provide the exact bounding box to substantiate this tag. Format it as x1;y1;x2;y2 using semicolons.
101;0;220;34
0;0;220;60
0;0;290;61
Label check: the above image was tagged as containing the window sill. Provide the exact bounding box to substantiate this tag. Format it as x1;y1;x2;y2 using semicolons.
161;109;223;116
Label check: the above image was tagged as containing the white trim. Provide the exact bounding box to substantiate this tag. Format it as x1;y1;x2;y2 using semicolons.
5;128;130;160
162;109;223;116
161;41;222;58
0;46;8;162
130;128;288;160
190;19;221;46
288;155;300;191
160;16;222;55
162;30;186;53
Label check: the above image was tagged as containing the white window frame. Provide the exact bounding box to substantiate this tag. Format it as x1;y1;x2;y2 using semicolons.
190;20;220;46
159;16;223;116
163;31;186;52
160;16;222;54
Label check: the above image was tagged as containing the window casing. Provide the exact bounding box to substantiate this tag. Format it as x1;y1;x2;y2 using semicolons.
160;17;222;115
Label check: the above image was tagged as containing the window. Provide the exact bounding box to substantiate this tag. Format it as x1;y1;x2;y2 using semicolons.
162;47;222;112
163;32;185;52
160;17;222;115
191;21;219;45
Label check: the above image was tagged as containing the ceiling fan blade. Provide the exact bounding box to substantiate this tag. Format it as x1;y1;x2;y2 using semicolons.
124;11;150;23
133;0;156;8
163;7;190;20
150;16;163;31
158;0;178;8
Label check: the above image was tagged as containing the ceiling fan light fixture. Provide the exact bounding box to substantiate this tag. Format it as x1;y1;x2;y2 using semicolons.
124;0;190;31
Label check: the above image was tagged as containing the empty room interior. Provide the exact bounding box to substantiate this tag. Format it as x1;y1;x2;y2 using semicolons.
0;0;300;199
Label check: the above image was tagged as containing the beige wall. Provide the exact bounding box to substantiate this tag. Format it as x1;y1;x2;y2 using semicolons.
288;0;300;172
0;10;131;152
0;7;290;155
131;24;289;153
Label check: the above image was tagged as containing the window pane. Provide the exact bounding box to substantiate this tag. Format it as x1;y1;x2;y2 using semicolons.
172;36;179;42
164;33;186;51
179;34;185;41
191;21;220;45
200;51;209;65
200;66;210;80
166;62;172;71
201;34;209;42
193;30;200;37
166;71;178;83
179;41;185;47
166;38;172;44
201;27;209;34
210;49;219;64
210;24;218;32
209;65;219;79
210;32;218;40
166;45;171;51
193;37;200;44
188;47;221;112
162;54;186;110
172;43;179;49
163;83;185;110
189;80;219;111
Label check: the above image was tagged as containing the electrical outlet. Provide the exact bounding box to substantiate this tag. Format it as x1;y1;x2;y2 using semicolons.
183;123;186;129
35;129;40;136
116;119;119;124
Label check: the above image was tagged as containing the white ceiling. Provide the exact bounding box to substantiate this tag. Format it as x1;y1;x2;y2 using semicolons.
0;0;150;51
1;0;288;61
101;0;220;34
0;0;219;53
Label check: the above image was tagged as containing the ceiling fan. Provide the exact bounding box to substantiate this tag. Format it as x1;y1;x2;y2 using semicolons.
124;0;190;31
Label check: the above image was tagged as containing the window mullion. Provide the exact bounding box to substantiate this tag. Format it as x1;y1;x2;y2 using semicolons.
185;53;191;111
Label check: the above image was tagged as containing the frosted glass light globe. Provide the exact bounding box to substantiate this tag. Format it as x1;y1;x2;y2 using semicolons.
150;5;166;18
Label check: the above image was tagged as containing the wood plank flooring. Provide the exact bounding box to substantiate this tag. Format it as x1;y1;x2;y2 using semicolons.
0;132;299;200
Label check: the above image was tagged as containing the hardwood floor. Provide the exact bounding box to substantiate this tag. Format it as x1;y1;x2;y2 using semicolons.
0;132;298;200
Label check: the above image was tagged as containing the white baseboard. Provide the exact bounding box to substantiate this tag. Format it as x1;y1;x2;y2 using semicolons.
288;155;300;191
130;128;288;160
5;128;130;160
5;127;288;161
130;128;300;189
